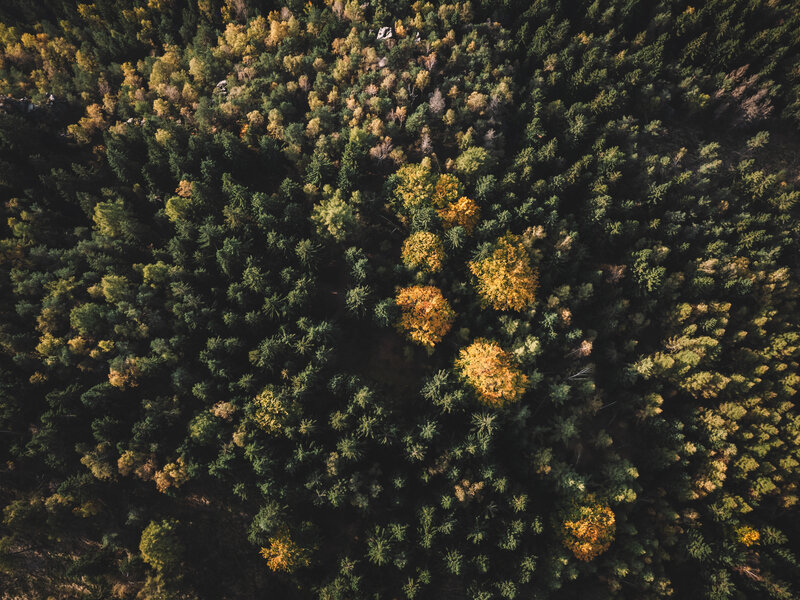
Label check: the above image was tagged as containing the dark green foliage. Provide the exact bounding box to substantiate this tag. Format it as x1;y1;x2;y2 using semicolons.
0;1;799;600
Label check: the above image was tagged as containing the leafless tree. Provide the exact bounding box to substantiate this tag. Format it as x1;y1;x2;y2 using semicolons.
429;88;445;114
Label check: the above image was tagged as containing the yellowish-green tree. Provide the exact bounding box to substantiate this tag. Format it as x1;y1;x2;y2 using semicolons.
455;339;528;406
396;285;455;347
99;274;131;303
165;195;192;222
252;387;293;434
401;231;445;273
469;234;538;311
311;191;359;241
93;199;130;238
79;442;114;480
394;162;435;210
140;519;183;573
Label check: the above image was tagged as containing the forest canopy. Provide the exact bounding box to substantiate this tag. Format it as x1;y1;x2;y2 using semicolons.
0;1;799;599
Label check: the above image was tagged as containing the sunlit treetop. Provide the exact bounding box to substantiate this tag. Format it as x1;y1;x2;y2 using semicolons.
252;387;293;434
469;233;538;311
438;196;481;234
401;231;445;273
432;173;463;209
396;285;455;347
736;526;760;547
561;497;616;561
394;162;435;211
259;529;311;573
139;519;183;573
455;339;528;407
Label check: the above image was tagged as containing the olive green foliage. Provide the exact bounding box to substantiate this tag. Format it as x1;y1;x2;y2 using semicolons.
311;189;360;241
140;519;183;573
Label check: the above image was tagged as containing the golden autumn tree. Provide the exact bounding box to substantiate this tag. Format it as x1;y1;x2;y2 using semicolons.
432;173;462;208
469;234;538;311
438;196;481;234
401;231;445;273
561;497;616;561
260;529;311;573
393;167;481;233
455;339;528;406
736;525;760;547
153;457;189;493
396;285;455;347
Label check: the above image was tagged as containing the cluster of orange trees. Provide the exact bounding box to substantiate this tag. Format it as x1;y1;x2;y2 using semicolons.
393;166;539;407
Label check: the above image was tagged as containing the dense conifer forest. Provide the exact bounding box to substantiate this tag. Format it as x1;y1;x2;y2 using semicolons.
0;1;799;598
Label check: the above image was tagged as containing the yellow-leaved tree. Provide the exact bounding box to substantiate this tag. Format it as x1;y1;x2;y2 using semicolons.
438;196;481;233
561;497;616;561
401;231;445;273
259;529;311;572
396;285;455;347
469;234;538;311
455;339;528;406
252;387;295;434
393;166;481;233
153;456;189;493
736;525;760;547
432;173;462;208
